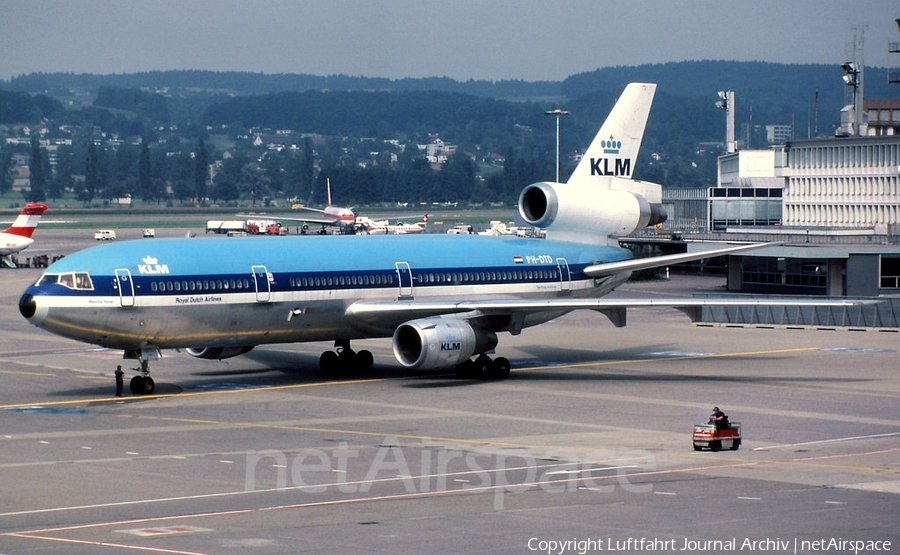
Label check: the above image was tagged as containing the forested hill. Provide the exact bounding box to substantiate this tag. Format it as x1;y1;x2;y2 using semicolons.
3;70;561;100
563;61;898;132
4;61;897;133
5;61;898;103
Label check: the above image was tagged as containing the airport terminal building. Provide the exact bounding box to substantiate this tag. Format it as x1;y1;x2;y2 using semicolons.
654;108;900;327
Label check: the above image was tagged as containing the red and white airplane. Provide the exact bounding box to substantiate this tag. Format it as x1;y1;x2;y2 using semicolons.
1;202;48;268
292;178;357;233
243;179;358;235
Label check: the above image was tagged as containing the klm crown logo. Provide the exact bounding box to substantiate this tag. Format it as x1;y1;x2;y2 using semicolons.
601;135;622;154
138;255;170;275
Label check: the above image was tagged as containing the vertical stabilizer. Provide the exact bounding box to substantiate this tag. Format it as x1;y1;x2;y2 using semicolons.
567;83;656;186
4;202;48;238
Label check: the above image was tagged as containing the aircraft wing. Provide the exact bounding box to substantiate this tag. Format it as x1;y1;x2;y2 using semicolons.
585;242;776;277
345;296;868;330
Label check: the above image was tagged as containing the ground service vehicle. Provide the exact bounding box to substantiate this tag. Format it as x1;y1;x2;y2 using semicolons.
93;229;116;241
693;421;741;451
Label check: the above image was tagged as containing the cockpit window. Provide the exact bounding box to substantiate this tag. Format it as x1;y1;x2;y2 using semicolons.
37;272;94;290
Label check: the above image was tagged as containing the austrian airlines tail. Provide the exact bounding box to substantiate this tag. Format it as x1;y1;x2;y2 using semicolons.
4;202;49;237
1;202;48;266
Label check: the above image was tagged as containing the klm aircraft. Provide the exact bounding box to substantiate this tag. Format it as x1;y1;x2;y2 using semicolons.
19;84;779;394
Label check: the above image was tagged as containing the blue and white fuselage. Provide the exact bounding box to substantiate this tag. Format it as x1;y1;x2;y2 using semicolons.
20;233;631;350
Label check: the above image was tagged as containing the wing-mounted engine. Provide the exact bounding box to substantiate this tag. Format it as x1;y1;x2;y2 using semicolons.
518;180;666;244
392;318;498;370
186;346;255;360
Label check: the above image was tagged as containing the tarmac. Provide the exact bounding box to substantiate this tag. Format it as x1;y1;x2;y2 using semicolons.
1;230;899;554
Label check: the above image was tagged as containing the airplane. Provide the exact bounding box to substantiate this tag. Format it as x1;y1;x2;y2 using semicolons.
248;178;357;234
1;202;49;268
357;214;428;235
17;83;856;395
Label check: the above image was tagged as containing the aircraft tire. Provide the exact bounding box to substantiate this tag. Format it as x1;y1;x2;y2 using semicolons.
491;357;511;379
473;356;493;380
142;377;155;394
129;375;155;395
319;351;339;373
129;376;143;395
356;350;374;372
455;360;475;378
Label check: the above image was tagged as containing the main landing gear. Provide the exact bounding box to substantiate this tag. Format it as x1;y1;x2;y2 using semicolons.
455;355;511;380
319;340;374;373
123;348;158;395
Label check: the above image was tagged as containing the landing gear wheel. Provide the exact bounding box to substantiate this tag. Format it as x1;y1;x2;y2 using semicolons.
473;356;493;379
129;375;155;395
491;357;511;379
455;360;475;378
356;350;374;372
319;342;374;374
465;355;511;380
319;350;339;373
337;349;357;371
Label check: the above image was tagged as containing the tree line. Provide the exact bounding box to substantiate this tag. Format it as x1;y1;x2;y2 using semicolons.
3;133;557;208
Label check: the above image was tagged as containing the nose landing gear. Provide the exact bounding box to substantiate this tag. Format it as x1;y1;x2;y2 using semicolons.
123;347;160;395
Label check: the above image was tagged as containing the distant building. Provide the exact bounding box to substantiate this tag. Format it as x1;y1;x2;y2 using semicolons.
781;134;900;230
765;124;793;144
865;99;900;136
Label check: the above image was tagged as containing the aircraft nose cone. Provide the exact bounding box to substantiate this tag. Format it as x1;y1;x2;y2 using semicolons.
18;293;37;319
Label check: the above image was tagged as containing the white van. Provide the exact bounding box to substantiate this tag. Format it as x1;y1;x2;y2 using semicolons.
94;229;117;241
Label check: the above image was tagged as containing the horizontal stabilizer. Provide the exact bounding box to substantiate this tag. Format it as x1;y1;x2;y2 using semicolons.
585;242;777;277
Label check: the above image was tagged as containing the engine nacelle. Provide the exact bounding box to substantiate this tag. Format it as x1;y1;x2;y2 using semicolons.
392;318;498;370
186;346;255;360
518;180;666;242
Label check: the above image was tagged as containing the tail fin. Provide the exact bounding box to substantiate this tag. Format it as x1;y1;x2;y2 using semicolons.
518;83;665;244
567;83;656;186
4;202;48;238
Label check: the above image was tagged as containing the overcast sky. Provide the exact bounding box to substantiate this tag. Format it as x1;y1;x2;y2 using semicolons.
1;0;898;82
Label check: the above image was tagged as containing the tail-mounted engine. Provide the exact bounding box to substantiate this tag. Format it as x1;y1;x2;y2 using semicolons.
186;346;255;360
518;181;666;243
392;318;498;370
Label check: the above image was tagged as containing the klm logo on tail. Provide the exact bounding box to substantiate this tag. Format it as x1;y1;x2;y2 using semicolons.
590;135;632;177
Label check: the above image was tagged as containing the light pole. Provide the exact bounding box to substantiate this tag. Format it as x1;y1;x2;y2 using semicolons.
841;62;861;135
544;108;569;182
716;91;735;153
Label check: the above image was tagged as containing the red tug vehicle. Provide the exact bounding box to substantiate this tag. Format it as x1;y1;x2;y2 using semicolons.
692;407;741;451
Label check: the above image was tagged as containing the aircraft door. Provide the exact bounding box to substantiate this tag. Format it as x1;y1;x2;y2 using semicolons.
114;268;135;307
252;265;271;302
395;261;413;299
556;258;572;292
